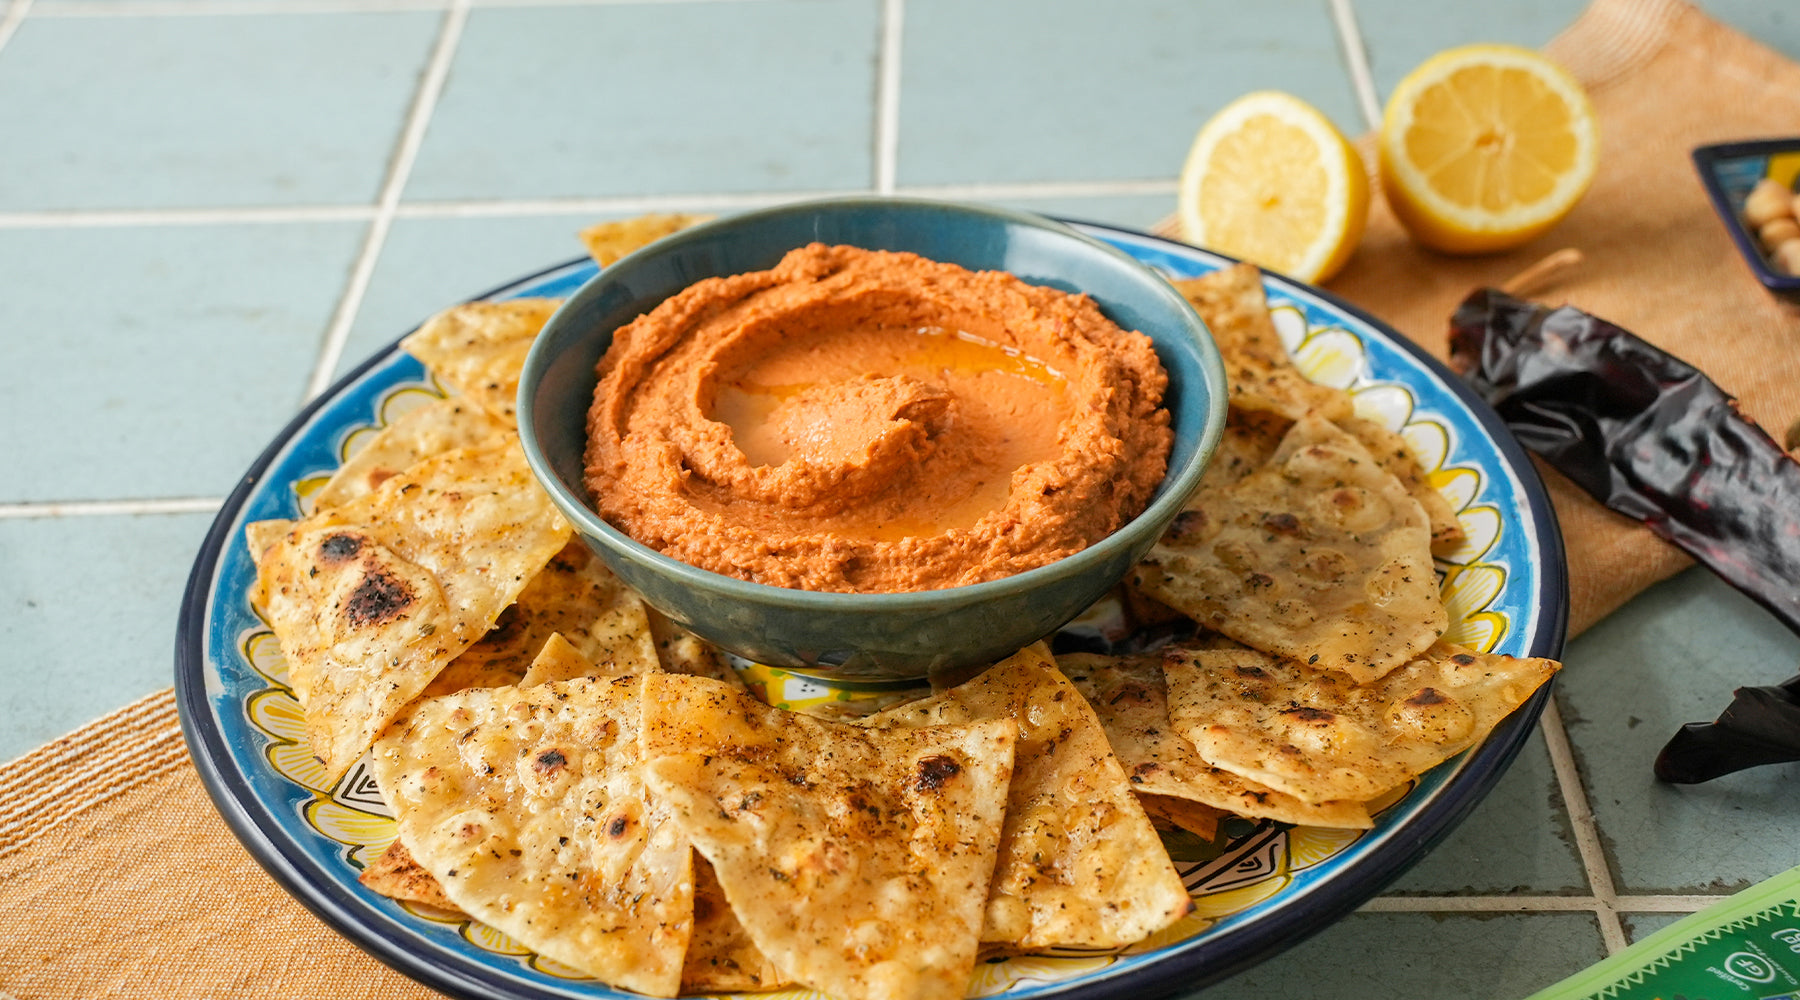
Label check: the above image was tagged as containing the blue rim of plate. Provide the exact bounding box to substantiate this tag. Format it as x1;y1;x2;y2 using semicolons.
175;219;1568;1000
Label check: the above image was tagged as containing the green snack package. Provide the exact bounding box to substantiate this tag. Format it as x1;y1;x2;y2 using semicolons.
1528;865;1800;1000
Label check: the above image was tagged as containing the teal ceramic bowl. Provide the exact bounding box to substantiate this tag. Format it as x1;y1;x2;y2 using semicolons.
518;196;1227;679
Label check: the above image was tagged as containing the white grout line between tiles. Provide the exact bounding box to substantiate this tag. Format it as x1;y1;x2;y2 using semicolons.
0;180;1181;231
1540;695;1632;953
0;0;34;53
33;0;771;16
0;206;375;228
301;0;468;402
1327;0;1383;132
873;0;903;195
0;498;223;519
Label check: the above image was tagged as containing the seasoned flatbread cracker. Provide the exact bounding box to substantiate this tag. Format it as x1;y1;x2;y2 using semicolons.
244;518;293;567
1196;406;1289;494
1172;264;1352;421
254;438;570;778
1336;414;1465;555
1058;651;1373;829
866;645;1190;950
683;853;788;994
401;298;562;425
1134;413;1446;684
580;213;713;267
423;541;658;697
519;631;601;685
642;672;1014;1000
312;396;510;511
371;676;692;997
1135;793;1224;841
358;839;462;913
1163;643;1559;805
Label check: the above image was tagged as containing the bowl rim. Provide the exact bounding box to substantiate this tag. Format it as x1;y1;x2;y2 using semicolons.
1691;137;1800;293
516;194;1230;610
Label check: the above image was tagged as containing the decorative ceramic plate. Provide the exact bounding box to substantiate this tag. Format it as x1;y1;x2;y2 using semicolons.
176;221;1567;1000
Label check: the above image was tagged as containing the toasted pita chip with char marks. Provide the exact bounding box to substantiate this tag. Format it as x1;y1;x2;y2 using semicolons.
1134;413;1446;684
1163;643;1559;805
253;438;570;779
358;839;463;913
865;644;1191;950
641;672;1014;1000
370;676;692;997
1058;651;1373;829
401;298;562;425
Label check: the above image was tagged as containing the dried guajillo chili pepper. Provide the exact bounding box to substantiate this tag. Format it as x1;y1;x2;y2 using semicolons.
1449;288;1800;635
1448;289;1800;783
1653;676;1800;783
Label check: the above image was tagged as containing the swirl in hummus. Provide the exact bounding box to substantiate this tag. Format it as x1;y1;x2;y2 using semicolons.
584;243;1172;593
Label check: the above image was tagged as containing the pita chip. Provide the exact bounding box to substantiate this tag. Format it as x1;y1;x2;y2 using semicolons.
1058;651;1373;830
358;840;462;913
244;518;293;567
1163;643;1559;804
424;541;659;697
1171;264;1352;422
642;672;1014;1000
254;438;570;779
580;213;713;267
1133;413;1446;684
312;396;510;511
370;676;692;997
683;854;788;994
1336;414;1465;556
867;645;1191;950
401;298;562;425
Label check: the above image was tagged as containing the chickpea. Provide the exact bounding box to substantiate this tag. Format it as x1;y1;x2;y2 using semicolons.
1760;217;1800;248
1744;179;1795;228
1773;238;1800;277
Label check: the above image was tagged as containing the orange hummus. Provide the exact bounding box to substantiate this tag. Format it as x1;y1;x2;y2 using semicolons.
583;243;1172;593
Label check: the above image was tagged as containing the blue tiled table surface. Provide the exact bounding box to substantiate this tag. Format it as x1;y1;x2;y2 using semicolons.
2;0;1797;997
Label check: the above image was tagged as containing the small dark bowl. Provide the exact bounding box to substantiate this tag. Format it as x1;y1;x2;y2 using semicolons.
518;196;1227;680
1693;138;1800;300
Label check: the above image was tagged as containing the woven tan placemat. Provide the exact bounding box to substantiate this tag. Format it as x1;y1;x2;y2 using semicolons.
0;690;443;999
5;2;1798;996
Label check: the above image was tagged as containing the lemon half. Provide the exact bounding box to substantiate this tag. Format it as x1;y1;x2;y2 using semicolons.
1378;44;1599;255
1177;91;1370;284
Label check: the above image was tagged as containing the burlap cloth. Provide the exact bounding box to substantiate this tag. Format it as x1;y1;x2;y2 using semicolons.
4;1;1798;996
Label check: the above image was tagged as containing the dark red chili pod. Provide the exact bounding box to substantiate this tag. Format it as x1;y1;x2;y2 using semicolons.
1448;288;1800;783
1653;676;1800;784
1448;288;1800;636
